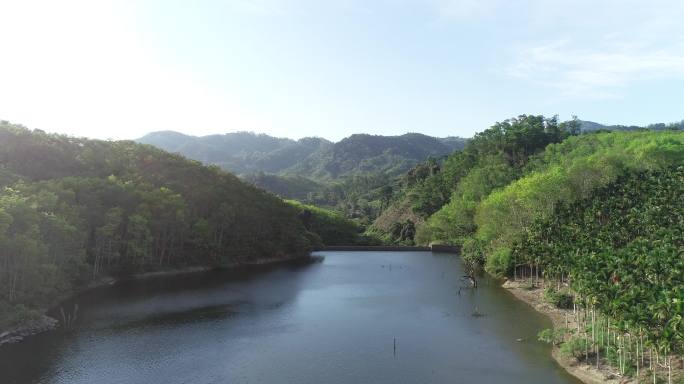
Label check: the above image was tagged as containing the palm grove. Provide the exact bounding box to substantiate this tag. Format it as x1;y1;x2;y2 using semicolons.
381;116;684;382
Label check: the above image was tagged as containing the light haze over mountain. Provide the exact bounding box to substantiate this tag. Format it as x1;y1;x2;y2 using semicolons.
137;131;467;179
2;1;684;141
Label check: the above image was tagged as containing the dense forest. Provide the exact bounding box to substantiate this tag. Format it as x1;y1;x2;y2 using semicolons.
365;116;684;382
285;200;370;246
0;122;325;330
369;115;580;244
245;171;397;226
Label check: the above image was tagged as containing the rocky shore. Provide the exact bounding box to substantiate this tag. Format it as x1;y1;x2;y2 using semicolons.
0;315;59;347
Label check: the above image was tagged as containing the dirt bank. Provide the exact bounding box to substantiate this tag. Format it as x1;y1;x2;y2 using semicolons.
502;280;633;384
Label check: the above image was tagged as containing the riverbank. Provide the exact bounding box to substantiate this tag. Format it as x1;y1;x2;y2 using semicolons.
0;254;316;347
314;245;430;251
0;315;59;347
314;244;459;253
502;280;632;384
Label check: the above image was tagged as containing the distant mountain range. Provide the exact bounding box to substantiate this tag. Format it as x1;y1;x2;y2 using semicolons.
579;119;684;132
137;131;468;180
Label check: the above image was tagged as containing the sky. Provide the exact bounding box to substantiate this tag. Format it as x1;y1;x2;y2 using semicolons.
1;0;684;141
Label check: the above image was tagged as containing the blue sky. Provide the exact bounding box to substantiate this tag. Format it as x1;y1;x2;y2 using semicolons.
1;0;684;141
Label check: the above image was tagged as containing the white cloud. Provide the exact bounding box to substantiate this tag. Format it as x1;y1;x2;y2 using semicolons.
479;0;684;98
508;37;684;98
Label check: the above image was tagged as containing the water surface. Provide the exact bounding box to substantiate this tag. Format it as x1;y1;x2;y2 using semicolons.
0;251;579;383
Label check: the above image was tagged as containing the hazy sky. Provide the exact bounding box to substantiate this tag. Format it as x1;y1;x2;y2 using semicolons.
1;0;684;141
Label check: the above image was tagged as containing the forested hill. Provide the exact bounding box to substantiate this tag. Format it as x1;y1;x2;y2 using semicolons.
366;116;684;380
137;131;467;180
137;131;333;175
0;122;316;330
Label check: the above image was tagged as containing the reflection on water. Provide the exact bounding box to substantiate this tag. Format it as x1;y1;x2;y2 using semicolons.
0;252;580;384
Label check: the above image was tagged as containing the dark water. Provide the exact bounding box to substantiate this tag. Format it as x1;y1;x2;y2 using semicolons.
0;251;579;384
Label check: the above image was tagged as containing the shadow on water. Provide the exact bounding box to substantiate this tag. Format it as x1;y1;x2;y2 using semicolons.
108;302;246;331
0;257;321;384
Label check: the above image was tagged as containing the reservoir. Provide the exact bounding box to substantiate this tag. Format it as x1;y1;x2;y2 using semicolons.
0;251;580;383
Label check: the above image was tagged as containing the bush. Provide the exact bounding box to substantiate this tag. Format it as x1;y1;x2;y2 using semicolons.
543;287;574;309
461;237;486;267
485;246;511;276
559;336;585;358
304;230;323;248
537;327;569;346
0;302;43;329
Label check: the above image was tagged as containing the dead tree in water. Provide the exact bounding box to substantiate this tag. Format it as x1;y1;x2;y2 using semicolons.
462;260;479;288
60;303;79;331
464;274;477;288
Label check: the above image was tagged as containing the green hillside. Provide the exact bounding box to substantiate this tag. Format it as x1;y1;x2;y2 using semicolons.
368;118;684;380
0;122;313;329
286;200;368;246
515;166;684;377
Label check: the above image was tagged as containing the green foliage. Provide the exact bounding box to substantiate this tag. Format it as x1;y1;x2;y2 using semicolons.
310;172;397;225
461;237;486;272
142;131;467;239
476;130;684;272
409;115;577;219
559;336;586;358
517;166;684;358
537;328;568;346
485;246;511;277
243;173;323;201
388;220;416;245
409;115;578;249
0;303;43;328
543;288;574;309
286;200;363;246
397;119;684;367
0;122;313;330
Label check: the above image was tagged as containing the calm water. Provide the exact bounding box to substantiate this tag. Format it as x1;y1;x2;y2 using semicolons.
0;251;579;384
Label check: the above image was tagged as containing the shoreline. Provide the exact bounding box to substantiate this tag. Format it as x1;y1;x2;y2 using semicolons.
502;280;632;384
313;244;459;253
0;253;315;347
0;315;59;347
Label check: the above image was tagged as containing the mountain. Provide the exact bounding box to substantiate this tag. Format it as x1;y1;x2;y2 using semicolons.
579;120;641;132
137;131;332;175
136;131;467;180
579;119;684;132
283;133;467;180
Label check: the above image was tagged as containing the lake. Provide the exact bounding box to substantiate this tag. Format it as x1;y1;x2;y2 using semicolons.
0;251;580;384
